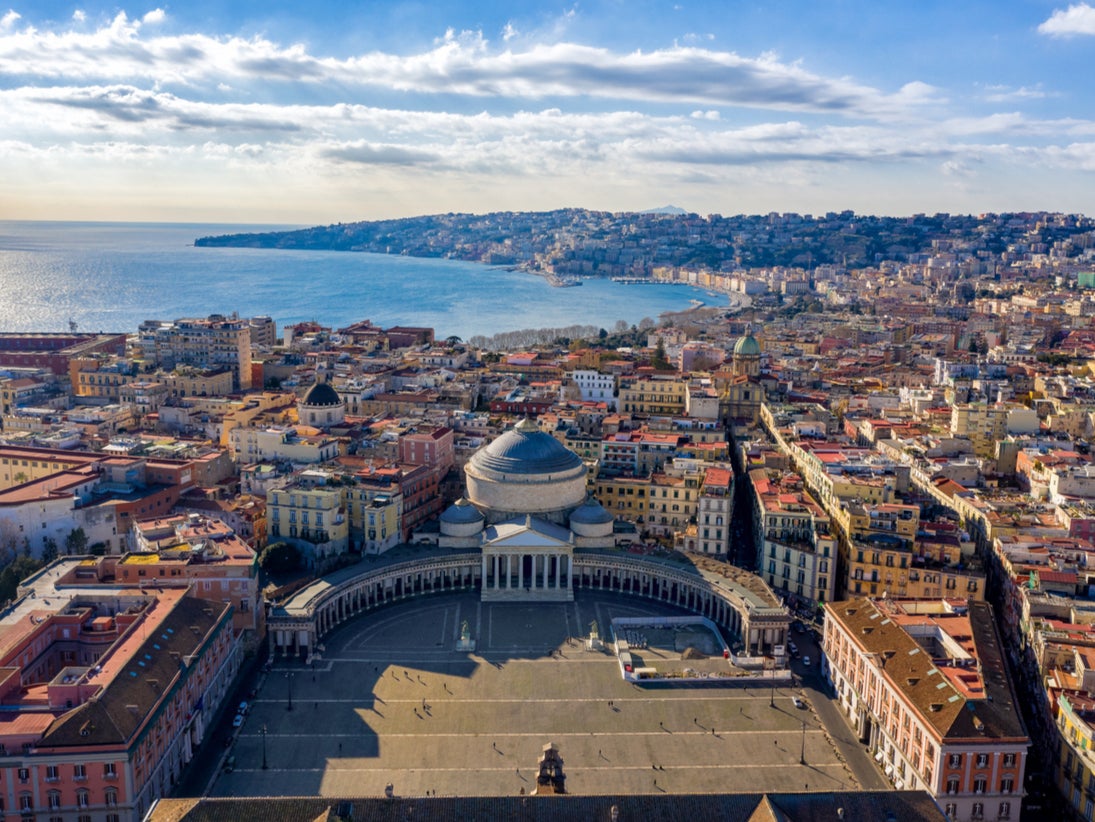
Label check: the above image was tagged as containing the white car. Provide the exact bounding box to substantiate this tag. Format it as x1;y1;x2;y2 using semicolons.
792;696;806;709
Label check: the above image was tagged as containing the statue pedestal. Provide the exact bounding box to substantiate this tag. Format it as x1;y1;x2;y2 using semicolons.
586;636;604;651
456;636;476;652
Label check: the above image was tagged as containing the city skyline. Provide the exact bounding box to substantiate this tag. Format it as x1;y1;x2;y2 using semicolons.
3;0;1095;224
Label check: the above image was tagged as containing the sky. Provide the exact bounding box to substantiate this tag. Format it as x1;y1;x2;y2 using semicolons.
2;1;1095;224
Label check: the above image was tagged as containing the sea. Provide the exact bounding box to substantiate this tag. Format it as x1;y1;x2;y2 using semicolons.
0;221;722;341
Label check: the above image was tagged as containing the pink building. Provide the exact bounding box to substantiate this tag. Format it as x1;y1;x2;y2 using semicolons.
0;575;241;822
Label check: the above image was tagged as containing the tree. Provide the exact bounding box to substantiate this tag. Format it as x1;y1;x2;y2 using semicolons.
613;319;630;333
638;317;656;330
41;537;58;564
652;338;671;370
259;541;302;575
64;527;89;556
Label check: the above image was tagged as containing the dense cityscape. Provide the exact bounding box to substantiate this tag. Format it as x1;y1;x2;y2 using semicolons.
3;208;1095;821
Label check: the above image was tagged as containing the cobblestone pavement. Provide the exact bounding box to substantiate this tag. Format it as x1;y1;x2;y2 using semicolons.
211;592;878;798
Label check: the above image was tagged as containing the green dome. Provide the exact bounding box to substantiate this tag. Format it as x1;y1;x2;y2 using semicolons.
733;331;761;357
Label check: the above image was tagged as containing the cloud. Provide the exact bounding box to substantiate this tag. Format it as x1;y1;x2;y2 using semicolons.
0;10;20;30
142;9;166;25
73;10;86;23
979;84;1051;103
0;18;941;119
1038;3;1095;36
320;142;440;166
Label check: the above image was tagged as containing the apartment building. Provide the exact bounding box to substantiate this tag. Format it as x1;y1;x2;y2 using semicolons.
267;481;349;570
0;582;239;822
138;316;252;391
752;469;837;606
824;597;1028;822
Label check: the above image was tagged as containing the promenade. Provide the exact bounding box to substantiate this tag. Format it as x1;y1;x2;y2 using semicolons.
211;591;876;799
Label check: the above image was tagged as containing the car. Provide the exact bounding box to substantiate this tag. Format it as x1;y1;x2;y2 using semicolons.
788;641;798;654
802;656;811;667
238;701;249;715
792;696;806;709
232;714;245;728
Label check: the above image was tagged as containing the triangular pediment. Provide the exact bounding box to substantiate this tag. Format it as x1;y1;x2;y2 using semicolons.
483;517;573;550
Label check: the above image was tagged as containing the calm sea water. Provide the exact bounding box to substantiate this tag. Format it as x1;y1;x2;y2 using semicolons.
0;221;720;340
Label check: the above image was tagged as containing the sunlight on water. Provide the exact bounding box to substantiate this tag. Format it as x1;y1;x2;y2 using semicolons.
0;222;721;338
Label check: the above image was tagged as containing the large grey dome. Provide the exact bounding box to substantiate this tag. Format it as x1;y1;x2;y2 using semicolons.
464;418;588;523
302;381;341;407
469;418;584;476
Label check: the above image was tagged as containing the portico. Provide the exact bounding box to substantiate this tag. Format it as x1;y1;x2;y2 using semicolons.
480;517;575;602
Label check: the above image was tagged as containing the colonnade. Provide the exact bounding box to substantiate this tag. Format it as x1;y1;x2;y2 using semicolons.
481;551;573;601
268;551;787;658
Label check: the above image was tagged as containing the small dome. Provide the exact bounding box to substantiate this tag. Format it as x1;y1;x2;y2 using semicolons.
440;498;485;525
733;331;761;357
469;419;584;477
569;497;614;525
302;381;341;407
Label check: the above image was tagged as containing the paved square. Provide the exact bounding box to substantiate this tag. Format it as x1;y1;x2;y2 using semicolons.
212;592;863;798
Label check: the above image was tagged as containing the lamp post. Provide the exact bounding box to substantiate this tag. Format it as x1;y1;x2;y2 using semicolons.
800;720;807;765
286;672;294;712
261;724;268;770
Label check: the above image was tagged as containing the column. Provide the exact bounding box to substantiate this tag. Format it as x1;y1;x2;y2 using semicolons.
503;554;510;589
566;555;573;593
518;554;524;590
481;555;488;590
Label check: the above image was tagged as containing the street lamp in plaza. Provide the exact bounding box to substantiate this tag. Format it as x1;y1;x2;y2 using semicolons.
800;720;807;765
261;724;268;770
286;672;294;712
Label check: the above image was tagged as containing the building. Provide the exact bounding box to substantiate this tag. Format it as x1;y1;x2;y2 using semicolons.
824;597;1029;822
752;469;837;607
267;480;349;571
570;369;617;410
138;316;252;391
0;576;240;822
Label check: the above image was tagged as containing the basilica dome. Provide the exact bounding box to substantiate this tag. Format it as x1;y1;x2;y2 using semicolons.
464;419;588;523
302;381;341;407
733;330;761;357
299;379;345;427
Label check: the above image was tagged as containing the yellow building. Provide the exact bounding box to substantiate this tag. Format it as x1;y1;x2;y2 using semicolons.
346;481;403;555
267;482;349;571
594;474;650;523
646;468;702;538
618;375;687;415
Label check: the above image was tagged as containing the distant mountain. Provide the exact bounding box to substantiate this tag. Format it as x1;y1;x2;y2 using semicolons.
193;207;1095;277
642;205;689;215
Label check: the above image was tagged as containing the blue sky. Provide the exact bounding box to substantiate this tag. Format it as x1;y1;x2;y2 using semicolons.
2;1;1094;223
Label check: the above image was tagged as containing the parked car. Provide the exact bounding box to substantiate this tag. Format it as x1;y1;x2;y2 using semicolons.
802;656;811;667
232;713;245;728
792;696;806;709
238;701;249;715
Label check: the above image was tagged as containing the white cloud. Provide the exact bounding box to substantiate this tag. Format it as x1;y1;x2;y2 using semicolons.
690;110;720;120
0;9;20;30
73;10;86;23
142;9;166;25
1038;3;1095;36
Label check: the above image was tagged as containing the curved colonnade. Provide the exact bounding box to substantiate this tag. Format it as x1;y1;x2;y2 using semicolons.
268;552;789;661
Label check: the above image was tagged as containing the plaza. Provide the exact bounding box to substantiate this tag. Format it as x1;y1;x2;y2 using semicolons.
212;591;866;799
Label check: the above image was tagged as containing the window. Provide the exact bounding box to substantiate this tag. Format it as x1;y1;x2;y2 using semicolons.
976;753;988;768
999;801;1010;819
946;778;959;795
105;787;118;807
971;802;983;818
973;777;986;794
20;794;33;811
48;791;61;809
1003;752;1016;767
74;763;86;780
18;767;29;783
948;753;961;768
77;788;90;807
1001;776;1013;794
46;764;59;781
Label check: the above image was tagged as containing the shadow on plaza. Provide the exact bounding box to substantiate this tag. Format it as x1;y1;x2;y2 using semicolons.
211;590;744;796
